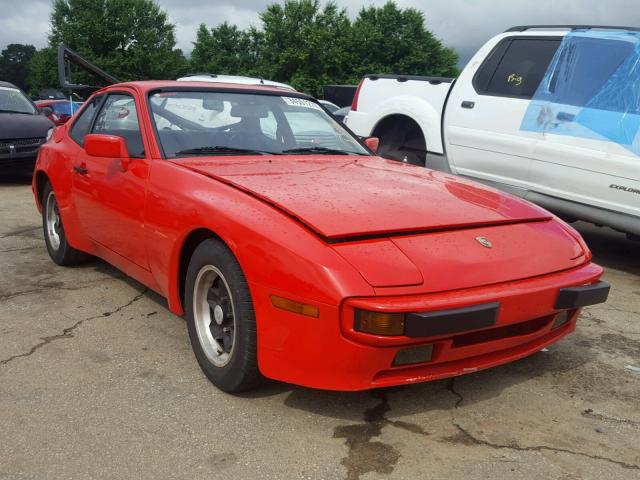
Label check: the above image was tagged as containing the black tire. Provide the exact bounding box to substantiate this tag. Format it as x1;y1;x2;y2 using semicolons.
184;238;262;392
41;182;89;266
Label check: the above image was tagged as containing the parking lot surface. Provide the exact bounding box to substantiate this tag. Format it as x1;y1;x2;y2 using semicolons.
1;179;639;480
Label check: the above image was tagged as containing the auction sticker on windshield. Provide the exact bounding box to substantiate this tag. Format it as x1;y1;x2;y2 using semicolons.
282;97;323;111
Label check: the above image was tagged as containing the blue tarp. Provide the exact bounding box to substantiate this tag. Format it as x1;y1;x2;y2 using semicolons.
520;30;640;156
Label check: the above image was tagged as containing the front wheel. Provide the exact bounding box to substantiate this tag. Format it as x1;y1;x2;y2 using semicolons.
184;238;262;392
41;182;89;266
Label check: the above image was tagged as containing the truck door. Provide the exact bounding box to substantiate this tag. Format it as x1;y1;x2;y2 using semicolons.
445;36;561;194
525;33;640;221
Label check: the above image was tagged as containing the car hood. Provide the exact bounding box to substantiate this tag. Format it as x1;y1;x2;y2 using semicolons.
0;112;52;140
175;156;552;240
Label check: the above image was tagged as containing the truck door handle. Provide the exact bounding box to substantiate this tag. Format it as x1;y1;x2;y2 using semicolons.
461;101;475;109
73;165;88;175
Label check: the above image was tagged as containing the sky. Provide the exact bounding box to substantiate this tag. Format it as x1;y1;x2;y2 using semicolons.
1;0;640;66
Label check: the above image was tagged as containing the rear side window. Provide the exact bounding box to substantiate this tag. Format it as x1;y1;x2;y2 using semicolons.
92;94;145;157
69;96;102;145
474;38;561;99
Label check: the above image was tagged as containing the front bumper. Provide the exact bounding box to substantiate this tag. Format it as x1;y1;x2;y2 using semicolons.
253;262;606;391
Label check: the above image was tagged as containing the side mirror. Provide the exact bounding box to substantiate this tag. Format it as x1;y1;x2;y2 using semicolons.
40;106;53;117
363;136;379;154
84;134;130;170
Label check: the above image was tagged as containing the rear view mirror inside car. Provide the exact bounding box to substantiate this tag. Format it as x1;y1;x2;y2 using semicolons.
202;98;224;111
230;103;270;118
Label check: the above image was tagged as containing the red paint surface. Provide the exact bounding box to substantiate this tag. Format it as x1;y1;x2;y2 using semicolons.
33;80;604;390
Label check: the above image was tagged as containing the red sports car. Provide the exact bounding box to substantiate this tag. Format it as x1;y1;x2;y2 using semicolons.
32;81;609;392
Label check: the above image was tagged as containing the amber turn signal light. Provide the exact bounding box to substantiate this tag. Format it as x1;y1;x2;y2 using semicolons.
271;295;320;318
354;309;405;336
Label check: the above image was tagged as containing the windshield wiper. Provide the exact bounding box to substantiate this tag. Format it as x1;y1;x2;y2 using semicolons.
174;146;279;156
281;146;365;155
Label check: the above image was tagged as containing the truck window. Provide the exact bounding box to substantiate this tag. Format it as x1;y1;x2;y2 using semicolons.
475;38;560;99
546;37;635;110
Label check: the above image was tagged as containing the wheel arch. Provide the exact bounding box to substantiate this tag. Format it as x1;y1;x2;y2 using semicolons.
371;114;427;166
34;170;51;211
173;227;225;315
371;114;427;147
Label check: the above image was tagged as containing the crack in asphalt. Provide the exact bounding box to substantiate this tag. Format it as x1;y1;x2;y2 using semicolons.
0;245;40;253
0;289;147;367
582;408;640;427
0;226;41;239
580;310;640;335
445;377;464;408
595;304;640;317
449;422;639;470
444;378;639;471
0;276;124;302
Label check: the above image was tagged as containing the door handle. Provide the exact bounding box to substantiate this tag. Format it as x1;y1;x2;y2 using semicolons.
461;101;475;109
556;111;575;122
73;165;88;175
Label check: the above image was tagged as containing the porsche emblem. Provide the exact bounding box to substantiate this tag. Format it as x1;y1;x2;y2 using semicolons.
475;236;492;248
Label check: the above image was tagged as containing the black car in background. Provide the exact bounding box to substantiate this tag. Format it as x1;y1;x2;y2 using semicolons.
0;81;53;175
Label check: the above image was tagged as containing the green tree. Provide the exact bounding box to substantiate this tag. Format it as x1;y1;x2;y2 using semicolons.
27;48;59;95
0;44;37;92
258;0;352;96
28;0;187;93
349;2;459;80
190;22;263;76
190;1;459;96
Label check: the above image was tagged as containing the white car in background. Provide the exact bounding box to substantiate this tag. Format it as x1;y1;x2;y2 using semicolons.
346;25;640;240
177;73;295;90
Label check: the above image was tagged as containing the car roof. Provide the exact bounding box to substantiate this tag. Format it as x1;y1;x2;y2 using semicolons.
95;80;307;97
0;81;19;89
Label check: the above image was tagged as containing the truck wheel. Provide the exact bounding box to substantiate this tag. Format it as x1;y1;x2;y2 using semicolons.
184;238;263;392
41;182;89;266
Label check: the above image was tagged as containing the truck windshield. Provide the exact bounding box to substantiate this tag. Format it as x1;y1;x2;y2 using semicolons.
149;91;369;158
0;86;37;115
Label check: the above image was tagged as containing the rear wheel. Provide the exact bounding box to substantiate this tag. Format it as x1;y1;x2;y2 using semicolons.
185;238;262;392
41;182;88;266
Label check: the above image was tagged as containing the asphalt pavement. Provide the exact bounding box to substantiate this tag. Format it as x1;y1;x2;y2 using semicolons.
1;179;638;480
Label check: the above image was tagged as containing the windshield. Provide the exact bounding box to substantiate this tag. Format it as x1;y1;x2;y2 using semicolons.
0;86;36;114
149;91;369;158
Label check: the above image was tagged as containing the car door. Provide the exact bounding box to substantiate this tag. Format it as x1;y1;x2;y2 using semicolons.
71;91;151;270
526;33;640;219
445;35;561;194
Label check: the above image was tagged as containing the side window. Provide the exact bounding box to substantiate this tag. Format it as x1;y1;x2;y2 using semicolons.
546;37;634;109
92;94;145;157
474;38;561;99
69;96;102;146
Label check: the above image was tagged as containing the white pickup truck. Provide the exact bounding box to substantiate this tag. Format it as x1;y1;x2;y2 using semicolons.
346;25;640;239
